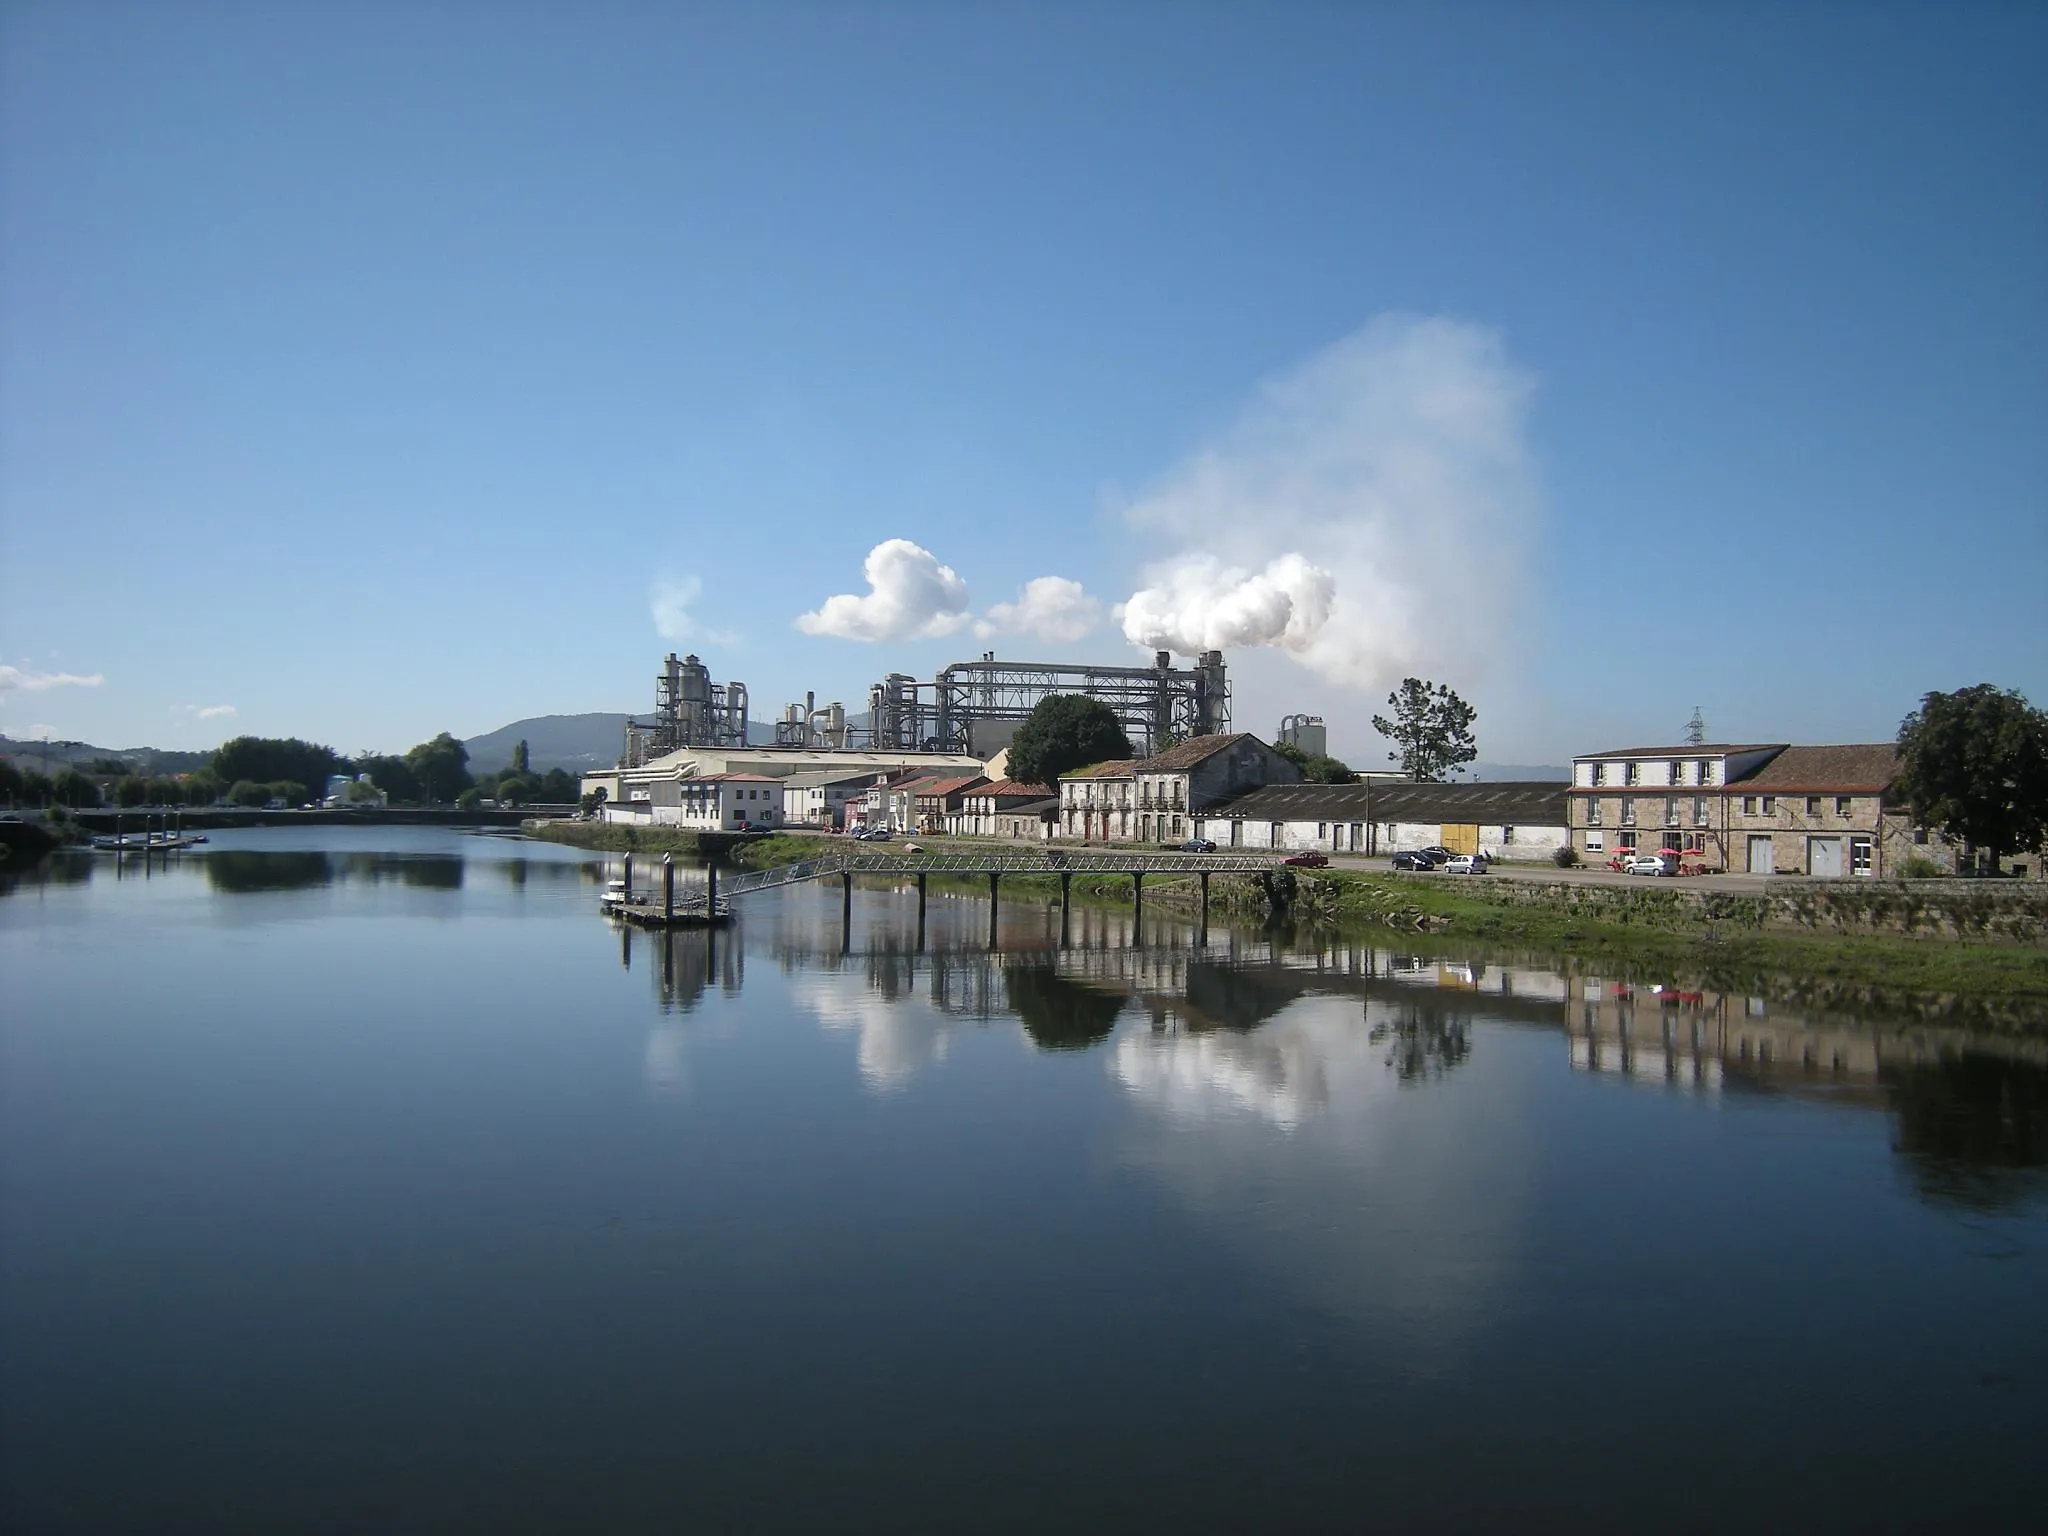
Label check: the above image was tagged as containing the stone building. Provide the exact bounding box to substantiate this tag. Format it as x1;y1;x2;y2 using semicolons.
952;780;1056;838
1566;740;2033;878
1057;760;1137;841
1060;734;1300;845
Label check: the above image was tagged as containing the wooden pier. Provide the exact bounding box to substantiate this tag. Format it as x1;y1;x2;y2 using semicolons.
600;845;1286;941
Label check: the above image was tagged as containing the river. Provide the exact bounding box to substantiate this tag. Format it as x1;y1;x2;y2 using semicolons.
2;827;2043;1532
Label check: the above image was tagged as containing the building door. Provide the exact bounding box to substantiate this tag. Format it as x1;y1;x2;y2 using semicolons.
1442;824;1480;855
1747;836;1774;874
1852;835;1873;876
1350;823;1365;854
1230;820;1242;847
1809;837;1844;878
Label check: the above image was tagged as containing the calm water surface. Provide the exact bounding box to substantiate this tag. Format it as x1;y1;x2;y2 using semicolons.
3;828;2044;1533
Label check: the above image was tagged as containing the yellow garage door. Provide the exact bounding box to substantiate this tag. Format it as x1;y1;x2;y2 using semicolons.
1441;824;1480;855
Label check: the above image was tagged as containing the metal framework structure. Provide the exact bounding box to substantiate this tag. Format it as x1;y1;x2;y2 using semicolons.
623;652;750;767
866;650;1230;757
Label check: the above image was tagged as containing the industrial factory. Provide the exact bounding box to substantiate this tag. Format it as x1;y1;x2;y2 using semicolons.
582;646;1238;822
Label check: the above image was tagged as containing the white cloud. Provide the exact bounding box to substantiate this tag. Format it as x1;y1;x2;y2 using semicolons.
1117;314;1538;695
198;704;237;719
0;664;104;692
652;576;703;642
1120;553;1335;655
975;575;1104;644
795;539;971;643
651;576;738;648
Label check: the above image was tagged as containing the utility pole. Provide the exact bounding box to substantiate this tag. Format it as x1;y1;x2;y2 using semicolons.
1685;707;1706;747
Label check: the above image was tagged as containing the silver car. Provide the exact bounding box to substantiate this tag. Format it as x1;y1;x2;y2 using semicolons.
1627;851;1679;876
1443;853;1491;875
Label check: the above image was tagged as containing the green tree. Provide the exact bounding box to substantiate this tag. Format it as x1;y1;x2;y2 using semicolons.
51;768;100;807
352;753;420;805
1371;678;1478;782
0;759;24;804
538;767;578;803
147;777;182;805
455;787;484;811
511;738;530;776
19;769;54;807
184;772;222;806
1895;685;2048;871
115;775;149;807
1272;740;1357;784
212;736;341;792
404;733;473;804
495;775;534;807
343;777;383;804
1008;695;1133;787
229;779;268;807
268;780;309;807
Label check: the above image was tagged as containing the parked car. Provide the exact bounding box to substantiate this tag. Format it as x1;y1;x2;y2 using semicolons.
1443;853;1491;875
1281;851;1329;867
1390;851;1437;871
1626;851;1678;876
1180;838;1217;853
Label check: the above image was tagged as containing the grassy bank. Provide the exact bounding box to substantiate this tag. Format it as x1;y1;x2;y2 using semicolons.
1283;869;2048;1014
681;833;2048;1018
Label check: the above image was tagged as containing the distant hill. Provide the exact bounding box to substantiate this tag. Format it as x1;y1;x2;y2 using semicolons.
464;714;632;773
466;711;793;772
0;735;212;775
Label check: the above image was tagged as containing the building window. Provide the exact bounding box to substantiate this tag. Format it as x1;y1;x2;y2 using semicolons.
1586;831;1604;851
1761;796;1776;815
1586;798;1602;826
1620;797;1636;826
1666;760;1681;785
1591;763;1606;786
1617;831;1637;851
1852;836;1873;876
1805;796;1821;816
1693;797;1709;826
1694;760;1711;785
1913;827;1929;845
1664;797;1680;827
1624;762;1640;786
1836;797;1853;816
1742;796;1756;815
1502;825;1516;844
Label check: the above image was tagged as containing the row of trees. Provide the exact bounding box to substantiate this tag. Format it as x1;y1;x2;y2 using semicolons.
1;732;580;811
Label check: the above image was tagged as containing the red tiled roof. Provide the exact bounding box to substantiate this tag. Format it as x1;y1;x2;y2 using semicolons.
915;775;987;798
1131;733;1258;773
1733;744;1900;791
973;779;1054;799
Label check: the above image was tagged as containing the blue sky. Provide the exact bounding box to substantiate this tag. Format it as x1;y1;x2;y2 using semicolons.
3;3;2042;765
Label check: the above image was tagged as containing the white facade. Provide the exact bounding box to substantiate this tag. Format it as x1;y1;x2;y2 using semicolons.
598;773;783;831
1571;746;1784;790
1193;813;1566;859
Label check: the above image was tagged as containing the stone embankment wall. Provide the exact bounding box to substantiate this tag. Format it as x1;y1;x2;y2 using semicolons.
1458;878;2048;944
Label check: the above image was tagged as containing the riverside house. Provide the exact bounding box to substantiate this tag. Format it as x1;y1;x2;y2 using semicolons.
1565;741;2024;877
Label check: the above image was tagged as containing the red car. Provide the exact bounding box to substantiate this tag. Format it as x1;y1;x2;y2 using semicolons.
1281;851;1329;868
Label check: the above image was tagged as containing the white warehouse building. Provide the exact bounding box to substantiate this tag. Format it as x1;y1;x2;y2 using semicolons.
1195;781;1570;860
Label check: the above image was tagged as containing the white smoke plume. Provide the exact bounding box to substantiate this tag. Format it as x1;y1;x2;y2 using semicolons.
1118;314;1538;693
796;539;972;642
1119;553;1334;655
975;575;1103;644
